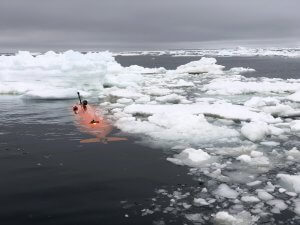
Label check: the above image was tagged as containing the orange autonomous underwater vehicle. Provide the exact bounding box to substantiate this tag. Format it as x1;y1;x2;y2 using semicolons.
73;92;127;143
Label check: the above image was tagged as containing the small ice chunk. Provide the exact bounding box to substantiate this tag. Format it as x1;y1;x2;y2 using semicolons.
117;98;133;104
215;211;237;224
265;182;275;192
135;96;151;104
244;97;280;108
194;198;209;206
237;155;252;163
185;213;203;223
287;91;300;102
110;89;145;100
208;199;216;204
182;203;192;209
267;199;288;213
247;180;262;187
141;209;154;216
290;120;300;132
250;151;263;158
237;153;270;166
241;196;260;203
155;94;185;104
256;189;274;201
260;141;280;146
279;188;286;193
241;122;270;142
294;199;300;216
286;147;300;161
229;67;255;74
215;211;258;225
168;79;194;87
175;57;225;74
167;148;211;167
277;174;300;193
214;184;239;199
286;192;297;197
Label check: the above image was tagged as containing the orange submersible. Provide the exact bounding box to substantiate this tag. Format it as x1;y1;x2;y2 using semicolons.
73;92;127;143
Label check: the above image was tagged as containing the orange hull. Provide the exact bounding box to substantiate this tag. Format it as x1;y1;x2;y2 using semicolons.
73;104;126;143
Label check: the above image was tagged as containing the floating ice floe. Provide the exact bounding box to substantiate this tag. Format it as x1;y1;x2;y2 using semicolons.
203;76;300;95
167;148;212;167
193;197;210;206
123;101;278;123
174;57;224;74
287;91;300;102
115;112;239;147
277;174;300;193
267;199;288;214
294;199;300;216
286;147;300;161
229;67;256;74
214;184;239;199
241;122;271;142
237;151;270;167
155;94;188;104
290;120;300;132
256;189;274;201
241;196;260;203
0;50;116;99
215;211;258;225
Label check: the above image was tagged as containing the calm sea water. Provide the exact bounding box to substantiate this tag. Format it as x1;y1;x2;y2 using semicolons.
0;55;299;225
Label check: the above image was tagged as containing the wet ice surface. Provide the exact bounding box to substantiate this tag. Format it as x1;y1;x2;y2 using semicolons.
1;51;300;224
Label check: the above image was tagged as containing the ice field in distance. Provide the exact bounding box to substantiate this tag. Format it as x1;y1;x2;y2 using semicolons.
116;46;300;58
1;50;300;224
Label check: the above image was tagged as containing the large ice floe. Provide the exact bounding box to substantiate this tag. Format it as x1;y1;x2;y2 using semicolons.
2;51;300;224
0;50;115;99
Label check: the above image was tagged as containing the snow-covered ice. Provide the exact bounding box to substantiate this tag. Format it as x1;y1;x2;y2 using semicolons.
214;184;239;199
167;148;212;167
277;174;300;193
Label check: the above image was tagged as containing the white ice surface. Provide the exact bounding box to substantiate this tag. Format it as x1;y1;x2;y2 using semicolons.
167;148;211;167
123;102;278;123
174;57;224;74
203;76;300;95
0;50;117;99
277;174;300;193
241;122;270;142
215;211;258;225
214;184;239;199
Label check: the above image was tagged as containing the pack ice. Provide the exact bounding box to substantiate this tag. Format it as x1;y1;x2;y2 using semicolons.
2;51;300;224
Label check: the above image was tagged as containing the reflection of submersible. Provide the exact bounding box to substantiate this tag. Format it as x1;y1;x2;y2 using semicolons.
73;92;127;143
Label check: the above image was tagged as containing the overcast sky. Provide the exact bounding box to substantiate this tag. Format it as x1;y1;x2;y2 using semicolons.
1;0;300;52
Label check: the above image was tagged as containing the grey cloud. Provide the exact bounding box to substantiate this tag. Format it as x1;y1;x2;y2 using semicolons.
0;0;300;52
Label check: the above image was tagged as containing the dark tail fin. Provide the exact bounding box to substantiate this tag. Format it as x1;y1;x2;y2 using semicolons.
77;92;82;104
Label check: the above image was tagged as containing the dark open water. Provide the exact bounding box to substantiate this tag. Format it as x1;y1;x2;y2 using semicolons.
0;96;194;225
0;55;299;225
